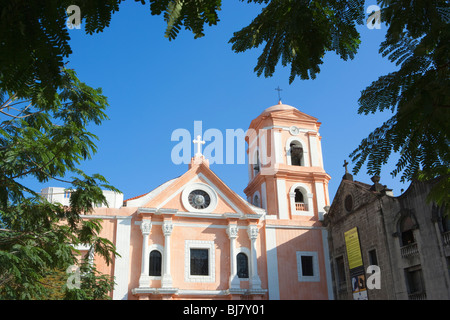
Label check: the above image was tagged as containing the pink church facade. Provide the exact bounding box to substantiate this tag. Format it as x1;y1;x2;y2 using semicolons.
77;102;334;300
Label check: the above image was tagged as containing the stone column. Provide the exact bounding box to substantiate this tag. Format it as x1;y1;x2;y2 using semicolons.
247;225;262;290
161;220;174;288
138;219;151;287
227;225;240;289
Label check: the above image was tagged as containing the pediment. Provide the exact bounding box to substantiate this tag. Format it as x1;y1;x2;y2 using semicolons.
139;162;264;216
270;108;318;122
328;179;376;220
248;104;319;131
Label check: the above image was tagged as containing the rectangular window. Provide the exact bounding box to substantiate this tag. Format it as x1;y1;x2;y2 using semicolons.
447;257;450;279
296;251;320;282
301;256;314;276
190;249;209;276
368;249;378;266
405;266;424;294
184;240;215;283
336;256;346;290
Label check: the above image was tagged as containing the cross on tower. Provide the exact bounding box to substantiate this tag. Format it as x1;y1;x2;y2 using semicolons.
193;135;205;156
275;86;283;102
343;160;349;173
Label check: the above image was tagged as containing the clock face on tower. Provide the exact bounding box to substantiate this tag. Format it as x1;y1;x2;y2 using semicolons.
188;190;211;210
289;125;300;135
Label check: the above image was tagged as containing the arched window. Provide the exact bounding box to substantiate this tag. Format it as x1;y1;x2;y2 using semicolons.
253;150;260;175
149;250;162;276
253;195;260;207
289;183;313;216
400;216;415;246
236;253;249;278
294;188;307;211
442;214;450;233
290;141;303;166
295;189;304;203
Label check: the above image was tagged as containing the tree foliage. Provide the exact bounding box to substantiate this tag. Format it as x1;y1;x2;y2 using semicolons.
146;0;450;208
0;0;123;102
0;0;222;102
0;0;364;91
0;0;448;298
229;0;364;82
349;0;449;211
36;263;114;300
148;0;221;40
0;69;118;299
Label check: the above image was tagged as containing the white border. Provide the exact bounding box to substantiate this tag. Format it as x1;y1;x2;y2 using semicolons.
148;244;164;280
261;182;267;210
276;179;289;219
112;216;132;300
181;182;218;213
285;136;309;166
265;227;280;299
289;183;314;216
296;251;320;282
315;181;327;221
253;190;261;208
235;247;250;281
184;240;215;283
273;130;282;164
308;133;320;167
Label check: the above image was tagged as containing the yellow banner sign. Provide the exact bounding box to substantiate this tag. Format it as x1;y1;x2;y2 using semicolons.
345;227;363;270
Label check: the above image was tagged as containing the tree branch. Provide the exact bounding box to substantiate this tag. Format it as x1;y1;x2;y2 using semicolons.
0;93;17;111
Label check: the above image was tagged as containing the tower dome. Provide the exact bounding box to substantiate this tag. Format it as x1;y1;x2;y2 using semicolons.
245;101;330;220
261;101;297;115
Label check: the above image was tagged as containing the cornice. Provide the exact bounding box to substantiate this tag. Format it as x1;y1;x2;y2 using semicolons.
137;207;263;221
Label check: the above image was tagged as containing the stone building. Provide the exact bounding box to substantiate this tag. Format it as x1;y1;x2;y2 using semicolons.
324;169;450;300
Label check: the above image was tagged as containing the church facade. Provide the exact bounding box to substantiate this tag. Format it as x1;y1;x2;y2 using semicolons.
324;173;450;300
54;102;334;300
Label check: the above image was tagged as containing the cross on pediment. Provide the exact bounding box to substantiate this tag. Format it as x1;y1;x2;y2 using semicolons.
193;135;205;156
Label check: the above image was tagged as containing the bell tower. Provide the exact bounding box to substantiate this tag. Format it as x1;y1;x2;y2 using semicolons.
244;101;331;221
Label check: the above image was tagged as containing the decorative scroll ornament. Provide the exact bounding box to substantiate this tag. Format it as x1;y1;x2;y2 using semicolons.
162;221;174;236
247;225;259;240
140;219;152;235
227;225;238;239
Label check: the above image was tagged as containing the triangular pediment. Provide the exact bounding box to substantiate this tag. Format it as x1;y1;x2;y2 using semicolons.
249;104;320;131
270;108;318;122
139;161;264;216
328;178;377;221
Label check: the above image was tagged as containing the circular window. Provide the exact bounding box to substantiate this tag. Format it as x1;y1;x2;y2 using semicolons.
188;190;211;209
181;182;218;213
344;195;353;212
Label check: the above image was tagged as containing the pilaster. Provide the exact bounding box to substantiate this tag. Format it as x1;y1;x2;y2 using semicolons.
227;224;240;290
138;219;152;288
247;225;262;290
161;220;174;288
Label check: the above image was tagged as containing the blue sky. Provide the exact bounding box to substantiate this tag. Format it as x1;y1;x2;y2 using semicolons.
31;1;408;203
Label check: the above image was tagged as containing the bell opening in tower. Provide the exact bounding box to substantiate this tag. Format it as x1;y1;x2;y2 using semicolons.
290;142;304;166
